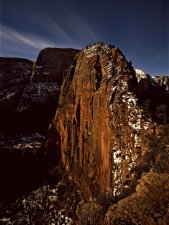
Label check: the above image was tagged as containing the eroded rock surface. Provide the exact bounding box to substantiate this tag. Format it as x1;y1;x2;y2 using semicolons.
1;44;169;224
46;43;169;224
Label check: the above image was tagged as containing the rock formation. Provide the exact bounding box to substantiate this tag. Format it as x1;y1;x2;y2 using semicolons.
31;47;79;84
16;48;79;135
0;48;79;205
0;48;79;137
46;43;169;224
1;44;169;224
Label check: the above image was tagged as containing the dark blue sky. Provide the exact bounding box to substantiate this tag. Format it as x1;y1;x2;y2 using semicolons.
0;0;169;75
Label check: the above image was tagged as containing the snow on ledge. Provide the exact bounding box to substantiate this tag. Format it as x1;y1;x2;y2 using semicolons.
135;69;148;82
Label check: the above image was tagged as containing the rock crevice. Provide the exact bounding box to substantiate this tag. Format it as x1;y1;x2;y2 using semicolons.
47;42;169;196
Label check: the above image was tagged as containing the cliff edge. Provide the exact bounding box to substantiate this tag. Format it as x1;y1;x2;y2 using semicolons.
46;43;169;224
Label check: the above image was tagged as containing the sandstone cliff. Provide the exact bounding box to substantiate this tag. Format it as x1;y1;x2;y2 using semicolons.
46;43;169;224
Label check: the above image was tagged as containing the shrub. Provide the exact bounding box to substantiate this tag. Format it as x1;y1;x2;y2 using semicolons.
76;200;103;225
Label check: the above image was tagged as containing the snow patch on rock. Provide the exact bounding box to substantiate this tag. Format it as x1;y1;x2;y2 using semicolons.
135;69;147;82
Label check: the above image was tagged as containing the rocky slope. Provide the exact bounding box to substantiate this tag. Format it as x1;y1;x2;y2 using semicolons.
46;42;169;224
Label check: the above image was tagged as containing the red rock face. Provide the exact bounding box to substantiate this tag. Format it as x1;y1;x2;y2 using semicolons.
47;43;169;202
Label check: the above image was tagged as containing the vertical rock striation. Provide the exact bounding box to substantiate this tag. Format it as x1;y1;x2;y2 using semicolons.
47;43;169;201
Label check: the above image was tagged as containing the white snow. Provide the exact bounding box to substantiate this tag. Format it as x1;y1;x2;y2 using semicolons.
17;105;29;112
143;122;149;130
0;218;11;222
6;92;15;99
84;45;98;58
109;104;113;113
86;53;97;58
106;74;112;80
128;119;141;130
34;82;60;96
135;69;147;82
111;86;117;92
113;150;122;164
111;141;123;196
106;61;113;75
134;134;141;148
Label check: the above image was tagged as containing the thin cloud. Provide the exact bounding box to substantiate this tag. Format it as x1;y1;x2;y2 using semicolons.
42;15;96;46
21;5;96;46
0;1;97;56
0;24;57;51
65;9;97;42
39;15;75;44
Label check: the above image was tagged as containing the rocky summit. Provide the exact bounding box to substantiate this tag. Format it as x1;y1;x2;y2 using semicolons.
1;43;169;224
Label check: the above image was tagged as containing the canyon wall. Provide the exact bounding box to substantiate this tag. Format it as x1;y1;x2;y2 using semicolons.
0;49;79;203
47;42;169;204
0;48;79;136
17;48;79;134
1;44;169;224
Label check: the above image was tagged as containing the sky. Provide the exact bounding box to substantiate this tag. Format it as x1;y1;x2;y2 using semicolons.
0;0;169;75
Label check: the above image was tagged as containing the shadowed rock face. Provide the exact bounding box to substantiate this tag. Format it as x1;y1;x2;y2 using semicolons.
0;48;79;136
135;71;169;110
17;48;79;135
0;58;33;136
46;43;169;224
31;48;80;84
0;57;33;106
0;49;79;205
